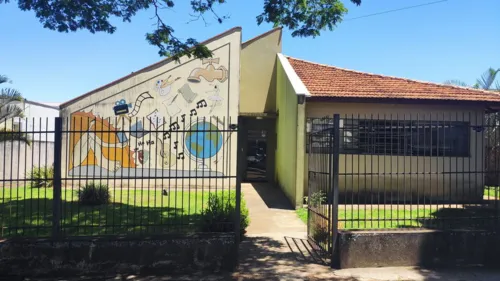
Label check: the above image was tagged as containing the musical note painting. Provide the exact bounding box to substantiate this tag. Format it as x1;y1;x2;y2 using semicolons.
67;44;234;178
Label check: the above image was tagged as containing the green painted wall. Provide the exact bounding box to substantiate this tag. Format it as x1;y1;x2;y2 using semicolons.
295;102;306;207
275;58;304;208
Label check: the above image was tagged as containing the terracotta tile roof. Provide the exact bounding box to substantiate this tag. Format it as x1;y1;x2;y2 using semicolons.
287;57;500;103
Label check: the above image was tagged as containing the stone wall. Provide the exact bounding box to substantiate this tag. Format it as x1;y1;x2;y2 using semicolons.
0;234;237;278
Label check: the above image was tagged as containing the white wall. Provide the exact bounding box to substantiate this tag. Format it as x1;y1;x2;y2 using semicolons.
19;101;60;142
0;101;59;184
0;141;54;185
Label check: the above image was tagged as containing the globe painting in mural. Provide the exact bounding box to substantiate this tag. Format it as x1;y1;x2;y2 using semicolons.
185;122;223;160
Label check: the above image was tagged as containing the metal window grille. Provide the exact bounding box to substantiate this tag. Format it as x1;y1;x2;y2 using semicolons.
307;118;470;157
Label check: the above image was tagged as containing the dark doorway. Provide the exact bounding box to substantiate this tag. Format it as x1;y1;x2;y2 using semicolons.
239;116;276;183
245;130;267;181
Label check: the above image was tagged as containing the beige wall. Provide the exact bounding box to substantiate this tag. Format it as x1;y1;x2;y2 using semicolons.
306;102;486;202
60;29;242;188
240;28;282;114
275;57;305;208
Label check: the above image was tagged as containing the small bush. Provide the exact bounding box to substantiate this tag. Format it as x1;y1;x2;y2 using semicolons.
308;191;327;207
78;182;111;206
198;192;249;238
311;223;330;245
28;166;54;188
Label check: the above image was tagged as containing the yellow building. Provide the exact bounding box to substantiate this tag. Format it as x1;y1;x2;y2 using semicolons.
59;27;500;208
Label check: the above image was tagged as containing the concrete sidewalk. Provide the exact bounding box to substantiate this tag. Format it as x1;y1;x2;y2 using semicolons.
330;267;500;281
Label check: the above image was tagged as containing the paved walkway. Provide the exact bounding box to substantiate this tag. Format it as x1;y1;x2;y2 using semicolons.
233;183;341;280
242;182;306;237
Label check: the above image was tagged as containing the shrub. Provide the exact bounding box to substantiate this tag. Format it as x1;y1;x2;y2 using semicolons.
308;190;327;208
311;222;330;245
28;166;54;188
77;182;111;206
198;192;249;238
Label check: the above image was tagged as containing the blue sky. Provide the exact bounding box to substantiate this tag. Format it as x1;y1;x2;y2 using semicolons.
1;0;498;103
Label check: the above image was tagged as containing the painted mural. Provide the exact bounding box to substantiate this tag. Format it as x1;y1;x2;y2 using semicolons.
68;46;234;177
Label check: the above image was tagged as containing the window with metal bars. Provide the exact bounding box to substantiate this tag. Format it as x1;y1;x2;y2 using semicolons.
307;119;470;157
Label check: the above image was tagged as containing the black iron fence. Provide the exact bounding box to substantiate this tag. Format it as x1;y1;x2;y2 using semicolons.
307;112;500;232
0;116;240;238
307;115;339;263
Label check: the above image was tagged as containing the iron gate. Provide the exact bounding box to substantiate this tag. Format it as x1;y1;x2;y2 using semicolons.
306;114;340;264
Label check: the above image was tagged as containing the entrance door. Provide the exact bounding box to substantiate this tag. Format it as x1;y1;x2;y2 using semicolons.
245;130;267;181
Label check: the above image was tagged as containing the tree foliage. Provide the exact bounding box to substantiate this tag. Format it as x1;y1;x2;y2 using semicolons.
0;0;361;60
444;68;500;91
0;75;30;144
0;75;24;123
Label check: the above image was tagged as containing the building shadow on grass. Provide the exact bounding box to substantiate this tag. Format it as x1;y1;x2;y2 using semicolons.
0;198;201;237
399;202;500;231
392;202;500;269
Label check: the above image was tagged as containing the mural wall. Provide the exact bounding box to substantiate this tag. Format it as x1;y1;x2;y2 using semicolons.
61;33;241;180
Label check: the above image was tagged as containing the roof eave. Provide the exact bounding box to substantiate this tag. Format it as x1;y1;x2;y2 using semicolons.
306;95;500;107
277;53;311;98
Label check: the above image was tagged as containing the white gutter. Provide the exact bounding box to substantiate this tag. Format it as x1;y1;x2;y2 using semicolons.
277;53;311;97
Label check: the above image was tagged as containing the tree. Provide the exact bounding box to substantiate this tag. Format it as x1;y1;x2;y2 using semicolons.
0;0;361;60
0;75;30;144
444;68;500;91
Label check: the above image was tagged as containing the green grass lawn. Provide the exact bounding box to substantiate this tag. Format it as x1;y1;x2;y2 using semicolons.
297;205;499;230
484;186;500;199
338;206;437;229
297;206;438;229
297;187;500;230
0;186;234;238
296;207;308;224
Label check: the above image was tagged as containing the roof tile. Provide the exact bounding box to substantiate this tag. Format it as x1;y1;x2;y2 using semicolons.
287;57;500;103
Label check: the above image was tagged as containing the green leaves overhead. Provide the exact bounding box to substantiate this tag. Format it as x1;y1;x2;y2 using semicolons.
1;0;361;59
258;0;360;37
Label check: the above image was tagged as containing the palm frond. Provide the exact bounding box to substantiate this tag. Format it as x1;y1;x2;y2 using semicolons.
443;80;469;87
0;88;23;102
496;80;500;92
0;75;9;85
0;88;24;121
0;104;24;122
476;68;499;90
0;129;31;145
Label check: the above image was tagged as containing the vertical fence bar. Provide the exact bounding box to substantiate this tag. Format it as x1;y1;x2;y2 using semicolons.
307;121;312;239
234;116;243;250
52;117;63;239
326;118;333;254
330;114;340;266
